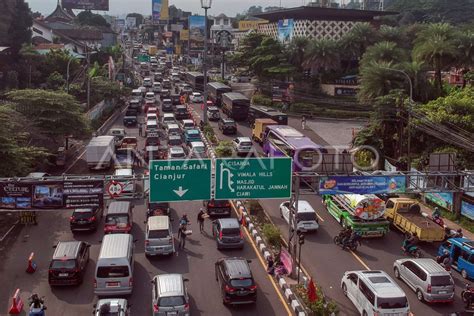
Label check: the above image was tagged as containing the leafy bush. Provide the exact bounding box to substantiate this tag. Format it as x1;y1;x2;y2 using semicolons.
294;284;339;316
262;224;281;249
252;94;273;107
215;141;233;157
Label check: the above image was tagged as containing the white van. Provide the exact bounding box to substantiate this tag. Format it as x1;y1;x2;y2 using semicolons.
95;234;134;296
279;200;319;233
146;120;158;137
162;113;176;125
131;89;142;102
144;216;175;256
341;270;410;316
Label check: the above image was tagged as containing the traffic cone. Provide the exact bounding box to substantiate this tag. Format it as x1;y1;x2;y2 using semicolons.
26;252;37;274
8;289;23;314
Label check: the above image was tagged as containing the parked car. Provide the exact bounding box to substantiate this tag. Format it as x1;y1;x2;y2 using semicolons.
204;199;231;217
152;274;190;315
212;218;244;249
218;118;237;134
232;137;253;156
162;113;176;126
215;257;256;305
279;200;319;233
162;79;172;89
393;258;454;303
145;216;175;256
70;207;103;232
180;84;193;95
93;299;130;316
147;201;170;217
146;136;160;146
48;240;90;286
190;92;203;103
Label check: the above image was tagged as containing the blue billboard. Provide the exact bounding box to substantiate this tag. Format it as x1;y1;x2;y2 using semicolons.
189;15;205;50
152;0;162;22
277;19;294;43
319;176;406;195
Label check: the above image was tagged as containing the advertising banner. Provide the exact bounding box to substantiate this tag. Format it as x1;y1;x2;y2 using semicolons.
180;29;189;41
171;24;184;32
0;180;103;210
319;176;406;195
152;0;162;22
277;19;294;43
189;16;205;51
62;0;109;11
126;17;137;30
115;19;125;29
161;0;169;20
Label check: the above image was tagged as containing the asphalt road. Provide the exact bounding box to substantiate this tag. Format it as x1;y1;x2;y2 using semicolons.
188;101;465;315
0;87;289;316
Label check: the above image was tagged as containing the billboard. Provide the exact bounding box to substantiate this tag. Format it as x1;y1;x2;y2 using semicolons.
152;0;169;21
180;29;189;41
0;180;104;210
425;192;474;220
126;17;137;30
319;175;406;195
189;15;205;51
277;19;294;43
62;0;109;10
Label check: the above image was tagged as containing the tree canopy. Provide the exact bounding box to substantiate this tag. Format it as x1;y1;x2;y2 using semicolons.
76;11;109;27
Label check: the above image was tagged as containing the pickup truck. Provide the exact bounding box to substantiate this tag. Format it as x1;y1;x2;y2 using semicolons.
384;197;445;242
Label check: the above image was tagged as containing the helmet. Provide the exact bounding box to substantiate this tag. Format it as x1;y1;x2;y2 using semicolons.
200;208;203;211
457;228;463;233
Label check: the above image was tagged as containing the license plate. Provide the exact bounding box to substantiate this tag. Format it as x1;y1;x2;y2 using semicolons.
106;282;120;287
439;291;448;294
59;273;68;277
167;313;177;316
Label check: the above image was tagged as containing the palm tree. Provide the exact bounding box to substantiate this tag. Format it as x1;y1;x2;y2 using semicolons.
378;25;407;48
413;23;459;94
286;36;309;72
358;61;403;102
339;22;378;61
303;39;340;81
360;41;407;67
19;43;39;88
399;60;431;102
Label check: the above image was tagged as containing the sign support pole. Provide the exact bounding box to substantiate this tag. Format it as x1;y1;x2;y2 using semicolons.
288;178;300;278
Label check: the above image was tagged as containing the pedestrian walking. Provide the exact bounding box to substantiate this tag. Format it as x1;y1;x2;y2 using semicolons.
136;149;143;167
301;115;306;130
197;208;205;233
138;123;143;137
179;225;187;249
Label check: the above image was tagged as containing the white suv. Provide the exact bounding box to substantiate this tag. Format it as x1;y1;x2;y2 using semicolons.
232;137;253;156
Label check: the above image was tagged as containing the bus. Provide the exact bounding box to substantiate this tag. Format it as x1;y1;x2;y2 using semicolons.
262;125;326;171
207;82;232;107
185;72;209;92
221;92;250;121
248;105;288;125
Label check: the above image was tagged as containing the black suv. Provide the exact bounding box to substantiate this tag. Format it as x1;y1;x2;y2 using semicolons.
123;114;137;127
204;199;231;217
215;257;257;305
170;93;181;105
70;207;103;232
174;105;189;120
162;98;173;112
218;118;237;135
48;241;90;286
128;99;141;113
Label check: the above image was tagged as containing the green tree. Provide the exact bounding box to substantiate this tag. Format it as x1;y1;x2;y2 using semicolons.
413;23;460;94
358;61;402;102
286;37;310;77
91;76;126;103
250;37;291;79
5;70;19;90
6;89;90;143
339;22;378;61
76;11;109;27
46;71;66;90
215;141;233;157
0;105;47;177
229;32;267;71
360;41;407;67
6;0;32;55
378;25;407;47
41;49;81;78
303;39;340;81
19;43;39;88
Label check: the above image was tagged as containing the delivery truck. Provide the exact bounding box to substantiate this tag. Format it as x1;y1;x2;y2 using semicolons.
148;45;157;56
323;194;390;237
86;136;115;170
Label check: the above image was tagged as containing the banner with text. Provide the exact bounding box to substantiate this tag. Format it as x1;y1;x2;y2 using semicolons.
0;180;104;210
319;175;406;195
62;0;109;10
189;15;205;51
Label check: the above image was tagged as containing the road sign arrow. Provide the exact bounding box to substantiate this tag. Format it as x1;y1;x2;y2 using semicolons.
173;186;189;197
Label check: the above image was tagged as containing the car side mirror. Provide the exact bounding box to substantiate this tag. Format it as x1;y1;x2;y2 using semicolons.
144;221;147;224
133;239;138;243
52;245;57;249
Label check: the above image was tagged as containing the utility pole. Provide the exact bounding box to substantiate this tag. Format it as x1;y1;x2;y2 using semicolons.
288;179;300;278
201;2;211;124
86;47;91;110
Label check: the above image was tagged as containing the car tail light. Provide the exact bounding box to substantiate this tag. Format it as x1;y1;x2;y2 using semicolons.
129;277;133;287
69;216;75;221
153;304;159;312
225;285;235;293
145;239;149;246
48;269;53;275
240;230;244;239
249;285;257;291
94;278;97;288
184;303;190;311
208;202;214;207
90;216;96;222
427;284;432;293
219;231;223;240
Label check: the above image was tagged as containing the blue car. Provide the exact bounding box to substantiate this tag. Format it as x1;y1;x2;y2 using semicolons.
184;129;201;144
438;238;474;279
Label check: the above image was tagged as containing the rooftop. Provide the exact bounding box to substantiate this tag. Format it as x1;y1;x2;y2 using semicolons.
252;6;397;22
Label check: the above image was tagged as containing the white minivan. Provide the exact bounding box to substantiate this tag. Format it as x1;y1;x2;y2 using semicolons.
131;89;142;102
94;234;134;296
279;200;319;233
341;270;410;316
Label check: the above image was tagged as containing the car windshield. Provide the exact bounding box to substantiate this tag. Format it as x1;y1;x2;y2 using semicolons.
431;275;452;286
158;296;185;307
224;122;235;126
377;296;408;309
168;138;182;146
172;153;185;158
105;215;129;224
148;229;169;239
240;141;252;147
230;278;253;287
72;210;93;219
147;137;160;145
97;266;130;278
51;259;76;269
222;228;240;235
297;212;316;221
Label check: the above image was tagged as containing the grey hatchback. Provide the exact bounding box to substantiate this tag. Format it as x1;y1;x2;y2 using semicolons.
152;274;190;316
212;218;244;250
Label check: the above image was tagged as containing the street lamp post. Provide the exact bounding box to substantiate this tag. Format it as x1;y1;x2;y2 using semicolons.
201;0;212;124
381;67;414;171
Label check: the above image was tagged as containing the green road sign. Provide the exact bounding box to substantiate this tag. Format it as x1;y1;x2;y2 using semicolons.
215;158;292;199
138;54;150;62
149;159;211;202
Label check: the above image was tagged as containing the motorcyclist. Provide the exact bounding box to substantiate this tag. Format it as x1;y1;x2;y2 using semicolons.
29;294;45;315
340;227;353;246
403;232;418;252
432;207;442;219
454;228;464;238
343;230;361;248
464;283;474;309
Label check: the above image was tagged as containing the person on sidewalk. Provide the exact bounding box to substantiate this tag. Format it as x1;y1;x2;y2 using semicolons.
138;123;143;137
301;115;306;130
197;208;205;233
179;225;187;249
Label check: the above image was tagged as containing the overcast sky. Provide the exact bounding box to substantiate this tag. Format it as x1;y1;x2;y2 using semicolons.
27;0;313;17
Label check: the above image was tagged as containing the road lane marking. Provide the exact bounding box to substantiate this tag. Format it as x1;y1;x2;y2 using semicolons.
316;213;325;222
349;250;371;270
230;203;292;316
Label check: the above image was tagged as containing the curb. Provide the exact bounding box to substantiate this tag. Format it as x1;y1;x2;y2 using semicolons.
232;200;309;316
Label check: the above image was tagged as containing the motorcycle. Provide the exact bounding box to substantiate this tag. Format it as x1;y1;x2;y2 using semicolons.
462;284;474;309
28;294;46;316
402;240;422;258
432;215;445;227
334;234;361;251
